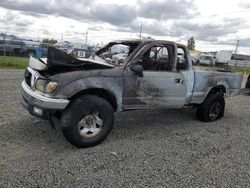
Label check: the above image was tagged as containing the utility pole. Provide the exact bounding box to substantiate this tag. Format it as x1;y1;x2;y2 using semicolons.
139;23;142;39
3;33;6;56
85;29;88;46
61;33;64;43
235;40;239;54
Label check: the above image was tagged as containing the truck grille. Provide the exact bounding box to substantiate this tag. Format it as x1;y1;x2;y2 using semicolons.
24;69;32;87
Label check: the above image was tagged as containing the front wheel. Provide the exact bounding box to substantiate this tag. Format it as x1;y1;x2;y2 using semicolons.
61;95;114;148
196;93;225;122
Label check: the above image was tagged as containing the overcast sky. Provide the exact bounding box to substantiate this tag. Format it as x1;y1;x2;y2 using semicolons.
0;0;250;54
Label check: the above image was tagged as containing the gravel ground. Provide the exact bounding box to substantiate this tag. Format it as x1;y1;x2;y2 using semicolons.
0;69;250;187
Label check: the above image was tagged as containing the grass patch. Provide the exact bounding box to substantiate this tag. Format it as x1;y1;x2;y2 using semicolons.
231;67;250;75
0;56;28;69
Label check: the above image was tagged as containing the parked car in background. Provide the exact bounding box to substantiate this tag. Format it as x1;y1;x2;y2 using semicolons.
0;39;25;56
199;54;214;66
22;42;48;57
112;53;128;65
0;39;48;57
22;40;40;56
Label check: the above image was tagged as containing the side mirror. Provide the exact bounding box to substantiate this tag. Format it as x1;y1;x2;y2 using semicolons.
130;64;143;77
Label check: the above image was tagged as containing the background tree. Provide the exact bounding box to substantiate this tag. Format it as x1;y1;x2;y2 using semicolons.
187;37;195;51
42;38;58;45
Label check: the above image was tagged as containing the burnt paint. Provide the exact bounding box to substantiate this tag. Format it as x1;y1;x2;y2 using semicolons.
190;71;243;104
40;40;242;112
45;47;113;74
136;79;161;97
135;79;164;106
50;67;124;111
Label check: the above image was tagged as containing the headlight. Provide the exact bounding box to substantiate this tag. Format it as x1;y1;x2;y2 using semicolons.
35;79;47;92
45;81;58;93
35;79;58;93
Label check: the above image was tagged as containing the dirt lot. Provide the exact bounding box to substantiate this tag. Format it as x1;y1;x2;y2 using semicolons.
0;69;250;187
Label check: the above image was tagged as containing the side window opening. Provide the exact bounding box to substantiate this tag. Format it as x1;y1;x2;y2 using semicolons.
140;45;173;71
177;47;188;70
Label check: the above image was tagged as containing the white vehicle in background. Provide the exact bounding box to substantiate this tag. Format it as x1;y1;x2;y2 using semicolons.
112;53;127;60
216;50;232;64
198;54;214;66
112;53;128;65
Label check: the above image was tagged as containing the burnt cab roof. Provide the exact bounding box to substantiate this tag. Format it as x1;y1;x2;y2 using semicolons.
109;39;186;48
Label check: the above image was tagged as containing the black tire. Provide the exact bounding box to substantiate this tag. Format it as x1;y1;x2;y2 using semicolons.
61;95;114;148
246;76;250;89
13;49;21;56
196;93;225;122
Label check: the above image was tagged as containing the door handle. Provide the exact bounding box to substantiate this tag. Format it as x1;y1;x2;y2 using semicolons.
175;79;184;84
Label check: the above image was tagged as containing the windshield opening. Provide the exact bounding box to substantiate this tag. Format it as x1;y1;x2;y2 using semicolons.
93;42;140;66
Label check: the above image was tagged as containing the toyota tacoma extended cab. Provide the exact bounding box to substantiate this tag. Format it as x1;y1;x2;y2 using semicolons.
21;39;243;148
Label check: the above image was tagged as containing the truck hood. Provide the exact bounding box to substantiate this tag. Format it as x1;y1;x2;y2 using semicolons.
28;46;114;73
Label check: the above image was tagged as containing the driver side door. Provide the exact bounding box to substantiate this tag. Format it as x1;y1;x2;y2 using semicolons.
122;43;187;109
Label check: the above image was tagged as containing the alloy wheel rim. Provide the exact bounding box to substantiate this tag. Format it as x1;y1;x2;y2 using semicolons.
209;102;221;121
78;112;103;138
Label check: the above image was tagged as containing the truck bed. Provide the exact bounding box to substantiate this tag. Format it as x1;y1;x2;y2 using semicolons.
190;69;243;104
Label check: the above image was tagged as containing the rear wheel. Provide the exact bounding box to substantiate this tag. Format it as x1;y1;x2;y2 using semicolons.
61;95;114;148
196;93;225;122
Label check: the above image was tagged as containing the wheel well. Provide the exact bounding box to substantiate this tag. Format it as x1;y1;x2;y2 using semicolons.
207;85;226;97
70;88;117;111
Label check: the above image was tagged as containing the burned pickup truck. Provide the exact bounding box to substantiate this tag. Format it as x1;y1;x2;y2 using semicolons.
21;39;243;148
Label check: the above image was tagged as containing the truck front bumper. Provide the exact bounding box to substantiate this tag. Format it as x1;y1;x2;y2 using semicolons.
20;81;69;119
